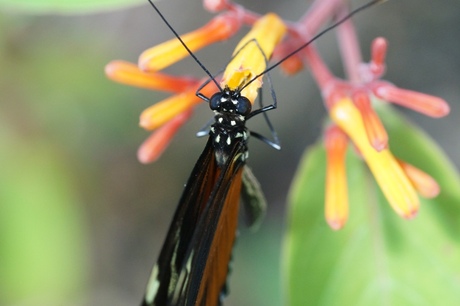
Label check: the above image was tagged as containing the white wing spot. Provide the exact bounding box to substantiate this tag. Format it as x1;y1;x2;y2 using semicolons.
215;135;221;143
172;251;194;305
230;120;236;126
227;136;231;145
144;265;160;303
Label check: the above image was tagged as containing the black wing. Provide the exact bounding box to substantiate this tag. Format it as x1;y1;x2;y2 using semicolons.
142;136;246;306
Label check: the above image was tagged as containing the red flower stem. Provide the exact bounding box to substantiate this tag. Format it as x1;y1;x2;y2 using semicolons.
335;6;362;82
227;0;351;36
209;0;360;95
298;0;346;35
226;3;259;25
301;46;334;89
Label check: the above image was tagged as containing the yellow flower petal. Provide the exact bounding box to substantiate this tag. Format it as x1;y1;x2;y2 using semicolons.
397;159;440;199
330;98;419;219
352;91;388;151
139;82;215;130
140;91;198;130
105;60;198;92
138;109;193;164
325;126;349;230
139;13;241;72
374;84;450;118
221;13;286;103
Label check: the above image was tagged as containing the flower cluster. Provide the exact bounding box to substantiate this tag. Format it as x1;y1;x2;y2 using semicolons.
313;31;449;229
106;2;287;163
105;0;450;229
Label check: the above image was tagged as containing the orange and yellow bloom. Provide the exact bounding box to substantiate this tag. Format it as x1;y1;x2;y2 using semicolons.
106;1;450;230
221;13;285;103
319;38;448;229
106;12;286;164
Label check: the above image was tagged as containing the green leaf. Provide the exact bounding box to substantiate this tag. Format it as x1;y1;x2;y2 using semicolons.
284;108;460;306
0;0;145;14
0;128;89;305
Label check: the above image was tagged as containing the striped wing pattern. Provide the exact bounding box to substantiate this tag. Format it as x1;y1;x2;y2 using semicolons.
142;137;246;306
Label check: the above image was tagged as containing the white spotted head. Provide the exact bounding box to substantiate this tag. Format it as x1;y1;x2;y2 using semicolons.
209;86;251;116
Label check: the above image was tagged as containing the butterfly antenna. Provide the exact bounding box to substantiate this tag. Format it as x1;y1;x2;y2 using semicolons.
242;0;386;90
147;0;222;91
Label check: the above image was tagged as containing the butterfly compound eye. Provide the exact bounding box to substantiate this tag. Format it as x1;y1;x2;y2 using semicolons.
209;92;222;111
236;96;251;116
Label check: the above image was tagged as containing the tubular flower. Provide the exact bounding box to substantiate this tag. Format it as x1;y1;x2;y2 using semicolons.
105;61;199;92
319;38;450;153
276;25;449;228
138;109;193;164
324;125;349;230
222;13;286;103
139;83;215;131
106;10;286;163
139;12;242;72
269;3;450;229
314;37;449;228
330;98;420;220
105;0;451;227
397;159;440;199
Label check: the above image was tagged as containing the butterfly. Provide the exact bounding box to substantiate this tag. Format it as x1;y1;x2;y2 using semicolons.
142;85;268;306
140;1;384;305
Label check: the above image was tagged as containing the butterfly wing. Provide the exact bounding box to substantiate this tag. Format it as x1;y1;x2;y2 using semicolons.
241;166;267;231
176;151;244;306
142;136;246;306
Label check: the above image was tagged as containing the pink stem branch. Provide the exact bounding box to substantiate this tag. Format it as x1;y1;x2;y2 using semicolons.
301;46;334;90
335;6;362;82
298;0;346;35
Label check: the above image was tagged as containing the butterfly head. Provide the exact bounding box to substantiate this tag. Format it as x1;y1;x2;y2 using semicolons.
209;86;252;118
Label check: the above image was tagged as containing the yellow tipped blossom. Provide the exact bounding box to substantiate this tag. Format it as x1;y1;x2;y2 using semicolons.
352;91;388;151
105;1;452;237
280;54;304;76
107;10;287;163
222;13;286;103
309;36;449;228
374;83;450;118
324;126;349;230
139;12;241;72
330;98;419;219
139;14;286;131
397;159;440;199
105;60;198;92
138;109;193;164
139;83;216;130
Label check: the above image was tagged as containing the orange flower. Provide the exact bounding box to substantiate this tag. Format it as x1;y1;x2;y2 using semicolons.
105;61;199;92
324;126;349;230
326;97;444;224
106;12;286;163
139;12;241;72
221;13;286;103
138;109;193;164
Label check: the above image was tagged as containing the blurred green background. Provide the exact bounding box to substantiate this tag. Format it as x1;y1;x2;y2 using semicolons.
0;0;459;305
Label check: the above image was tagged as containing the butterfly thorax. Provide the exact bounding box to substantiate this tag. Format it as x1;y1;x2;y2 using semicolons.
209;87;251;166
